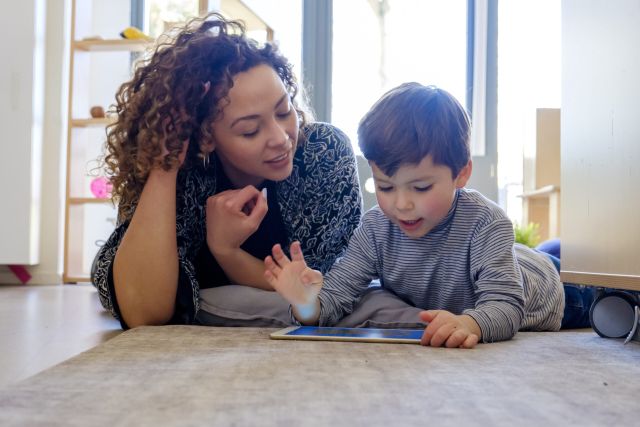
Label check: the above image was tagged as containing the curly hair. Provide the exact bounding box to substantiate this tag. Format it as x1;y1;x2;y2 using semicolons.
103;13;307;221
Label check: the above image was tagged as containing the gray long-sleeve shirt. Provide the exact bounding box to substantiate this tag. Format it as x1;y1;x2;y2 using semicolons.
317;188;564;342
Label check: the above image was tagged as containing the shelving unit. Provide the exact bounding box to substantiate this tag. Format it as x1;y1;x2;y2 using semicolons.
74;39;150;52
519;108;561;242
63;0;273;283
63;1;151;283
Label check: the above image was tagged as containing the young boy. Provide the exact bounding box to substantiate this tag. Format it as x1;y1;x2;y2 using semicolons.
264;83;588;348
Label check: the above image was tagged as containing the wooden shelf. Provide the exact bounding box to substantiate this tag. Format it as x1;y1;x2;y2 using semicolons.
561;271;640;292
518;185;560;199
62;275;93;284
71;118;115;127
65;2;150;284
68;197;112;205
73;39;151;52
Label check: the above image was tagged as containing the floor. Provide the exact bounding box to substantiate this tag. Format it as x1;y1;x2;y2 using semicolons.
0;284;121;387
2;325;639;425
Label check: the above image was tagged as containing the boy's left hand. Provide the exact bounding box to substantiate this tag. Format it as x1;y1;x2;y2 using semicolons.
419;310;480;349
264;242;323;308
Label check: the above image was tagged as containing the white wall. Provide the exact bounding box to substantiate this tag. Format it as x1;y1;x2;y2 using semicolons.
0;0;45;266
0;0;69;284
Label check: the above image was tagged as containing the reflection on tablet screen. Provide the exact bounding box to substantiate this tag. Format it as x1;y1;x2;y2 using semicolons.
286;326;423;340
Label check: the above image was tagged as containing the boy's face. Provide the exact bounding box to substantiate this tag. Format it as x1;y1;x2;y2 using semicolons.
371;156;472;238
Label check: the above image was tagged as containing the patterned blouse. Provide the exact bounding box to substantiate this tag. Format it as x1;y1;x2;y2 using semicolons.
91;122;363;327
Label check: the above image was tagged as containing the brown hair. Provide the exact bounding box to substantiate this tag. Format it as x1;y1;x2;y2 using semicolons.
357;83;470;178
103;13;307;221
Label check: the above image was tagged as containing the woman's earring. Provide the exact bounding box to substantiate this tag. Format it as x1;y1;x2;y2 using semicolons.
201;151;210;169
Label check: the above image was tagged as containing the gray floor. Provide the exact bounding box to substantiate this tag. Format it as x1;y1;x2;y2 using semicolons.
2;325;639;426
0;284;121;387
1;285;639;425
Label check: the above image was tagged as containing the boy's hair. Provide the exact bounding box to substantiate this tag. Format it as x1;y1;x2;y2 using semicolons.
357;83;471;178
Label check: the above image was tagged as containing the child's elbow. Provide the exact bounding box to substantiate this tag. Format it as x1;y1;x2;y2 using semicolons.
508;305;526;338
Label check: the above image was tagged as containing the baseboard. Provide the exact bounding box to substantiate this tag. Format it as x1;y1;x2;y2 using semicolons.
0;270;62;285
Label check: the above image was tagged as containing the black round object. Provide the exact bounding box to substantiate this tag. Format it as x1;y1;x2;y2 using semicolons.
589;291;636;338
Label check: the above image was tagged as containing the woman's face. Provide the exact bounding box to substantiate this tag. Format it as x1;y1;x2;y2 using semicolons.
211;63;299;188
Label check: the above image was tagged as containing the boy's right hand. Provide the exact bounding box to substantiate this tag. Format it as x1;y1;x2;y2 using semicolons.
419;311;480;349
264;242;323;316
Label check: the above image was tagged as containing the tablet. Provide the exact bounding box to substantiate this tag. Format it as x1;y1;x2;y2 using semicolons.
270;326;423;344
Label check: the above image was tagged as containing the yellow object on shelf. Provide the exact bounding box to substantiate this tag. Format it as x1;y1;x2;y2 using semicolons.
119;26;152;41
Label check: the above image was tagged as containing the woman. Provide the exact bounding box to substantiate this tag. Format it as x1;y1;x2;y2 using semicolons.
92;13;362;329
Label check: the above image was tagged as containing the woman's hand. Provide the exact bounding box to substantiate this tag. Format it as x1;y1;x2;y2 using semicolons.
264;242;323;309
419;310;481;349
206;186;268;256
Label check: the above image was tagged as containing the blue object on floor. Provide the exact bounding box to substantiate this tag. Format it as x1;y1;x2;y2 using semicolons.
536;238;560;259
535;239;594;329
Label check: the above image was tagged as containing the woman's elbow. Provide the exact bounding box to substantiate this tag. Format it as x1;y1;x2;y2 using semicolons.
122;309;174;328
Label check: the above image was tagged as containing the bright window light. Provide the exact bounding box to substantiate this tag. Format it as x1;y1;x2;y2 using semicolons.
332;0;468;155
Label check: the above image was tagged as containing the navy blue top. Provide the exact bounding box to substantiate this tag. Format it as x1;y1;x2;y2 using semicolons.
91;122;362;329
195;156;288;288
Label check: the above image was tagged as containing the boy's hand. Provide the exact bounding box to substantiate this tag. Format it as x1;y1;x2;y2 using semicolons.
419;310;480;349
264;242;323;320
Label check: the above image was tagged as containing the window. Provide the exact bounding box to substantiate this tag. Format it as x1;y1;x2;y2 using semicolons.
143;0;198;37
239;0;302;79
138;0;302;82
332;0;469;155
497;0;561;221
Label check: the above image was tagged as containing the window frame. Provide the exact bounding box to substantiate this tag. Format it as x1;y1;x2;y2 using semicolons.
303;0;498;200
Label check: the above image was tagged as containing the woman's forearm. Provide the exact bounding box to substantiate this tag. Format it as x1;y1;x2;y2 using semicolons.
212;247;273;290
113;169;180;327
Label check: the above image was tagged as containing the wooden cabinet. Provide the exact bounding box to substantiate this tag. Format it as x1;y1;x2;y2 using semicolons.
560;0;640;292
63;0;150;282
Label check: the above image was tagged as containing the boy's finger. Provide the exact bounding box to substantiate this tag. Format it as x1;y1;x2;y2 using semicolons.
264;256;282;276
446;329;467;348
420;311;441;339
264;270;276;286
419;310;439;323
429;323;456;347
420;328;432;346
301;269;319;286
290;241;304;262
309;269;324;285
461;334;479;349
271;244;291;266
421;316;441;345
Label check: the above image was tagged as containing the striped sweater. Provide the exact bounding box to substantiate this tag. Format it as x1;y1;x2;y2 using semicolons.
317;188;565;342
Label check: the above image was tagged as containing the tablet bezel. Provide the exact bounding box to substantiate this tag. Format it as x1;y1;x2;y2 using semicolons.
270;326;423;344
